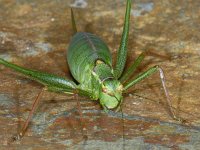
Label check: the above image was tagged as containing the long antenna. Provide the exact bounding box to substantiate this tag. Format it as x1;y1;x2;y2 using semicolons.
120;106;125;150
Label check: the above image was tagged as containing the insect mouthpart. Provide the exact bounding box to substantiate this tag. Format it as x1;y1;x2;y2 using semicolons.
99;79;123;109
99;91;122;110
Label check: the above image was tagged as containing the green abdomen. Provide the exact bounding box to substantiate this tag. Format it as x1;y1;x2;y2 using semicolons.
67;32;112;83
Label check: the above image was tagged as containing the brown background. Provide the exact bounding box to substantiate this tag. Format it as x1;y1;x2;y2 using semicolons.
0;0;200;149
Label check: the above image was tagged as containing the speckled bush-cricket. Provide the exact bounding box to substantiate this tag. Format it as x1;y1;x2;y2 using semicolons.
0;0;181;141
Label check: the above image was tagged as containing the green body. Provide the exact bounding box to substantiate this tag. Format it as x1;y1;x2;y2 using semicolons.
67;32;112;81
67;32;112;83
67;32;123;108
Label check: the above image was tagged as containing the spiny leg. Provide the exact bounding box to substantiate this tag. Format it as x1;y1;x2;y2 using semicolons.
120;51;146;83
71;8;77;34
114;0;132;78
10;87;92;142
11;88;46;142
123;65;182;122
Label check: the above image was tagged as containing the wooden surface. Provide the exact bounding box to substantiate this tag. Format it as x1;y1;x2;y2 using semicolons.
0;0;200;149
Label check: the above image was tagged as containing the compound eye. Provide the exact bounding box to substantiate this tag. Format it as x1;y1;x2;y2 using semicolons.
102;87;115;96
102;87;107;93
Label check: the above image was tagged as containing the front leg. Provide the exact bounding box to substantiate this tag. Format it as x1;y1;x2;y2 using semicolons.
11;88;46;142
123;65;183;122
10;85;92;142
